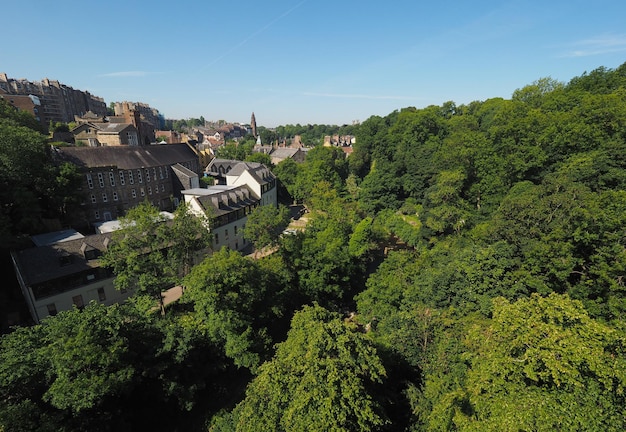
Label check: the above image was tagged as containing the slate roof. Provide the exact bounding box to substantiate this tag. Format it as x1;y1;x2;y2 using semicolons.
55;144;198;170
171;163;197;178
12;232;113;285
270;147;300;159
184;185;259;217
95;123;134;134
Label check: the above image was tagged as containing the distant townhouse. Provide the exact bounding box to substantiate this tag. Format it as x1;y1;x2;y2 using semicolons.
269;147;306;165
113;101;164;130
0;89;46;129
0;73;106;124
73;108;155;146
54;144;202;227
72;122;140;146
10;229;131;324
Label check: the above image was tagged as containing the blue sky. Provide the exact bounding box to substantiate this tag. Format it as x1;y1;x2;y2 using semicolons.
2;0;626;127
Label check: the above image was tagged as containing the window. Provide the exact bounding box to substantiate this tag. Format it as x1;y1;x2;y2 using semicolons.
102;193;108;203
137;169;143;183
146;169;150;182
234;225;238;235
225;229;229;239
86;173;93;189
97;287;106;302
148;186;152;195
113;192;118;201
95;210;100;219
91;194;97;204
129;170;134;184
161;184;165;192
119;171;125;185
153;168;157;181
159;166;164;179
215;233;219;244
109;172;115;186
127;132;138;146
132;189;137;198
46;303;57;316
140;188;145;197
97;172;105;188
72;295;84;309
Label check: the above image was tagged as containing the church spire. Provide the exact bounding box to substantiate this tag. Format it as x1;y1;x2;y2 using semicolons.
250;112;257;138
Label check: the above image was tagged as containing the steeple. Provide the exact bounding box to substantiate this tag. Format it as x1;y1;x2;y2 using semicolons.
250;112;257;138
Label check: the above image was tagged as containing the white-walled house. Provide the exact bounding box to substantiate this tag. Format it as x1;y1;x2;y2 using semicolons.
182;185;258;251
10;230;132;324
205;159;277;208
184;159;279;251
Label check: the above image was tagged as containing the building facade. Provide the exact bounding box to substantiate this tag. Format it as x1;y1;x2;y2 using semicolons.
184;159;278;252
10;230;132;324
0;73;106;124
54;144;201;227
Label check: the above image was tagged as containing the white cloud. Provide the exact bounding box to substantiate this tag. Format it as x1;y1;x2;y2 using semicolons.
561;34;626;58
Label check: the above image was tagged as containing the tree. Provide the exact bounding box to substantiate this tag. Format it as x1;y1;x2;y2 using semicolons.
0;303;137;431
0;116;50;239
447;294;626;431
100;201;175;315
42;162;85;226
211;304;388;431
272;158;300;202
167;201;212;285
183;248;279;370
244;152;272;167
242;203;290;256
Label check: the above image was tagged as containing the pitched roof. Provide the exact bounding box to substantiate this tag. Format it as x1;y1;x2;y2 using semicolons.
12;232;113;285
270;147;300;159
185;184;259;216
55;144;198;170
95;123;135;134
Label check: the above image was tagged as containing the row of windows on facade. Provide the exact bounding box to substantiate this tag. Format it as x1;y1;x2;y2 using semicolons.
214;225;242;245
45;286;121;317
92;198;163;221
89;183;166;204
86;167;169;189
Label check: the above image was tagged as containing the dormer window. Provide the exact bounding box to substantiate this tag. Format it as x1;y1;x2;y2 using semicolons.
81;242;98;260
59;253;73;266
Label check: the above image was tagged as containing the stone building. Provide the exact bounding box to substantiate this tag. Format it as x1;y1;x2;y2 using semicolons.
54;144;201;228
0;73;106;124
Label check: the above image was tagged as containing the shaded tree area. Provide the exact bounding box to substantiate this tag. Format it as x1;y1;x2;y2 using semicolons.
3;63;626;431
0;98;84;247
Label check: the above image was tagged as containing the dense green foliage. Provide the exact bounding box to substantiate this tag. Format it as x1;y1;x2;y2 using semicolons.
2;63;626;431
0;99;85;244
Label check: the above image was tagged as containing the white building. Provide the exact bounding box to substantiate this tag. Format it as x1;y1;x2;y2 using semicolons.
183;159;278;251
